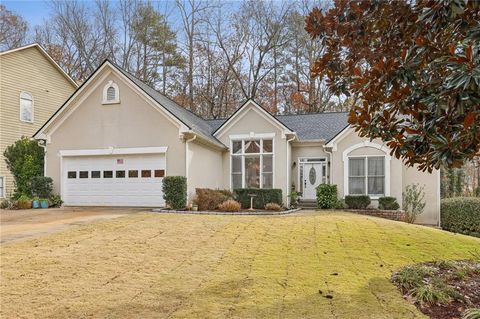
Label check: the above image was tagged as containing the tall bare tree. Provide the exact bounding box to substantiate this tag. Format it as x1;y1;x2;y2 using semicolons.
0;5;28;51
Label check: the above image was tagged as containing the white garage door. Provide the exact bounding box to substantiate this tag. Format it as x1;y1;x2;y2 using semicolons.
62;153;165;207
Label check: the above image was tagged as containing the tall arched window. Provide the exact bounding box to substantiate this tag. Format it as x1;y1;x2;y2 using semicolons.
102;80;120;104
20;92;33;123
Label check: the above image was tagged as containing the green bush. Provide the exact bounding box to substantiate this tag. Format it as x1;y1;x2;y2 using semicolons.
378;196;400;210
3;137;44;197
345;195;371;209
403;184;426;223
162;176;187;210
316;184;338;209
30;176;53;198
234;188;282;209
195;188;234;211
441;197;480;237
49;194;63;208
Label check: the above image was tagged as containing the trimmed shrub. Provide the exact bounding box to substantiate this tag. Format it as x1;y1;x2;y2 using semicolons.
316;184;338;209
218;200;241;212
441;197;480;237
265;202;282;211
378;196;400;210
17;195;32;209
289;191;299;209
196;188;234;211
162;176;187;210
235;188;282;209
345;195;371;209
30;176;53;198
49;194;63;208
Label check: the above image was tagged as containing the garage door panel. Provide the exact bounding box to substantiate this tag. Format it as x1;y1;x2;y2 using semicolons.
63;154;165;207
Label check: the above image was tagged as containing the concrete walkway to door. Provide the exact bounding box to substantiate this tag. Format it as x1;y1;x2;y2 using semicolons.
0;207;145;243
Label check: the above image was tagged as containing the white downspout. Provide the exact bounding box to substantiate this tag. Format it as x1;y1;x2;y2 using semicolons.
185;134;197;202
286;134;295;208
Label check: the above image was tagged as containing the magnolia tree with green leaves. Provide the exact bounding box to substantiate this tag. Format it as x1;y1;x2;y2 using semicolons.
305;0;480;172
3;137;44;197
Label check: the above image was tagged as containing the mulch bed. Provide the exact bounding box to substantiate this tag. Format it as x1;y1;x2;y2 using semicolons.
393;260;480;319
152;208;301;215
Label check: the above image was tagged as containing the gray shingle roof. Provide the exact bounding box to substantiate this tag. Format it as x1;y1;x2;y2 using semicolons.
115;61;348;145
276;113;349;142
115;65;225;147
206;113;348;142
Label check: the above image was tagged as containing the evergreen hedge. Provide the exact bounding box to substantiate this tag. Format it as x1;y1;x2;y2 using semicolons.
316;184;338;209
234;188;282;209
162;176;187;209
378;196;400;210
441;197;480;237
345;195;371;209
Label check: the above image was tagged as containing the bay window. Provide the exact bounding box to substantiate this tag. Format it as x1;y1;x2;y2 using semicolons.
231;138;273;189
348;156;385;196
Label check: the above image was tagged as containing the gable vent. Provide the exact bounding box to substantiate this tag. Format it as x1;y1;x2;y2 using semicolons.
107;86;116;101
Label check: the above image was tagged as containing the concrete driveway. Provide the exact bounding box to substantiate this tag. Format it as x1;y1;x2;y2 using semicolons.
0;207;145;243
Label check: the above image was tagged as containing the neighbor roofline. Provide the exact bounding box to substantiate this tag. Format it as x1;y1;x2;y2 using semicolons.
1;43;78;88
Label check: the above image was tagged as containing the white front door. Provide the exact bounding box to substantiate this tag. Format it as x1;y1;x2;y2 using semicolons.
302;163;323;200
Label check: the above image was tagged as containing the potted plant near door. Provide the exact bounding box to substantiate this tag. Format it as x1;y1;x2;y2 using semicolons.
40;198;49;208
32;197;40;209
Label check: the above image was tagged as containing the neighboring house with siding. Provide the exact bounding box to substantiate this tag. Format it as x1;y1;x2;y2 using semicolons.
0;44;78;198
34;60;441;225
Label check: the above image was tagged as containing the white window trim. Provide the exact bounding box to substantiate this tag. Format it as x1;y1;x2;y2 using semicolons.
342;141;391;199
229;135;275;190
19;91;34;123
102;80;120;104
0;176;5;198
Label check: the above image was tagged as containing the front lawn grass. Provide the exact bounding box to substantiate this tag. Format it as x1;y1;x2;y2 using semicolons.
1;211;479;318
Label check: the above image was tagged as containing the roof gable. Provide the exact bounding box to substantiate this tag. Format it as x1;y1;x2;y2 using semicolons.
213;100;294;137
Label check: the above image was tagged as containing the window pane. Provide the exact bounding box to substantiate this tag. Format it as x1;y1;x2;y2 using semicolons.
128;170;138;178
263;140;273;153
103;171;113;178
116;170;125;178
20;96;32;122
154;169;165;178
232;156;242;173
79;171;88;179
263;155;272;173
368;177;384;195
0;177;3;198
245;140;260;153
368;157;384;176
67;171;76;179
91;171;101;178
245;156;260;188
349;158;365;176
349;177;365;194
232;173;242;189
232;141;242;154
262;173;273;189
141;170;151;178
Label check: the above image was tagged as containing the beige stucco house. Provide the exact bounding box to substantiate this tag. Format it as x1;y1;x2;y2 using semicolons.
34;60;440;225
0;44;78;198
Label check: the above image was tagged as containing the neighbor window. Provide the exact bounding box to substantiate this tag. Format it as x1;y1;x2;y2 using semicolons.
231;138;273;189
0;177;4;198
348;156;385;196
20;92;33;123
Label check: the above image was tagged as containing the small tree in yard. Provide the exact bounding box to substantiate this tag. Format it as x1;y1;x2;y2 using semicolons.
403;184;426;223
3;137;44;197
305;1;480;172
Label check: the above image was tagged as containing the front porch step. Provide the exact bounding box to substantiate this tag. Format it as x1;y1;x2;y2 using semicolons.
298;200;317;209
